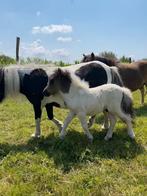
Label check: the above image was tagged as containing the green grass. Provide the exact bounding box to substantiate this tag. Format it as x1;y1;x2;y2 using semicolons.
0;91;147;196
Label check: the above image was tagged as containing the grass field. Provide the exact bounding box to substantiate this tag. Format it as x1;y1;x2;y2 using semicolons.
0;91;146;196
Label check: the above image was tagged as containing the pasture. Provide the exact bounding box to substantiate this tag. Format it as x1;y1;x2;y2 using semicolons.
0;91;146;195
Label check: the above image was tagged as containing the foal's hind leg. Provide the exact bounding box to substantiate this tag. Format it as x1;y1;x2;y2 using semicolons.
119;112;135;139
101;110;109;130
104;113;117;141
77;112;93;142
125;119;135;139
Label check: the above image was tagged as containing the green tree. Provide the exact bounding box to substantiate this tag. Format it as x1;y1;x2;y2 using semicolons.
120;56;132;63
0;55;16;66
99;51;117;60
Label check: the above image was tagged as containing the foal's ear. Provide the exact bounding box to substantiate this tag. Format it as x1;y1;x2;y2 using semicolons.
91;52;95;58
83;53;86;57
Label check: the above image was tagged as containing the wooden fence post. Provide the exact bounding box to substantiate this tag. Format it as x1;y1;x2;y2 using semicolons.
16;37;20;63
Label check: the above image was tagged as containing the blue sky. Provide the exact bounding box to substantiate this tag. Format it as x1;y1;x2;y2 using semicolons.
0;0;147;62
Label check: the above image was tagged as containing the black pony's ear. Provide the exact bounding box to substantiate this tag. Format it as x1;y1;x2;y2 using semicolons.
57;68;63;76
91;52;95;58
83;53;86;57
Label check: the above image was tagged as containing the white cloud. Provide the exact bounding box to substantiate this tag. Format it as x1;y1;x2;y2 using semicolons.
36;11;41;17
57;37;72;42
51;48;70;57
32;24;73;34
21;40;70;59
21;39;48;57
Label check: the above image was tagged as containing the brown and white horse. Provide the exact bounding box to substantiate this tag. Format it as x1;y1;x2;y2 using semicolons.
81;53;147;105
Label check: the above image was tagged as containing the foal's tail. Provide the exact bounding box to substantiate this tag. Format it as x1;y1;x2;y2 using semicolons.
121;88;134;118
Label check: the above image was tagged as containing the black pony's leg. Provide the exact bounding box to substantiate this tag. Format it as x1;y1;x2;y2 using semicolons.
45;103;63;131
32;103;42;137
88;115;96;128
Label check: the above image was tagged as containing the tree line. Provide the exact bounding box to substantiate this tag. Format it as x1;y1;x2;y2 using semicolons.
0;51;146;67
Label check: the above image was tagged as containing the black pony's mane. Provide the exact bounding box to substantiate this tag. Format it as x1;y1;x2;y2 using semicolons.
93;56;118;67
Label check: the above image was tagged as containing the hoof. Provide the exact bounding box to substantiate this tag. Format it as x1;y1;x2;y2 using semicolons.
128;133;135;139
128;130;135;139
104;135;112;141
31;133;41;138
87;135;93;143
59;133;66;140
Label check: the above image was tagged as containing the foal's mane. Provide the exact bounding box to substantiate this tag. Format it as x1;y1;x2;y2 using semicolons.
53;68;89;91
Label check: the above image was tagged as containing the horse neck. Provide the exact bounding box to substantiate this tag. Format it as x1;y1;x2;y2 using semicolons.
4;66;20;97
60;78;89;102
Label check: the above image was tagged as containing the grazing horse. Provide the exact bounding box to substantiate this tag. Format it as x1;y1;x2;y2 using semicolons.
43;69;135;141
81;53;147;105
0;62;123;138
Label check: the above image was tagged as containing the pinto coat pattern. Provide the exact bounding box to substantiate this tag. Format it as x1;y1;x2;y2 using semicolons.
44;69;135;141
0;62;123;137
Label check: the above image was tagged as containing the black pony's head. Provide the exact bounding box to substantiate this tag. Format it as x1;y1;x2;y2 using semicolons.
81;52;118;67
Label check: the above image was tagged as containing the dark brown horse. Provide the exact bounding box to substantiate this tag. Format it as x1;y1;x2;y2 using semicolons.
81;53;147;104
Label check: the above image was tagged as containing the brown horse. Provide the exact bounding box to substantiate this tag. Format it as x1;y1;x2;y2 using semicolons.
81;53;147;104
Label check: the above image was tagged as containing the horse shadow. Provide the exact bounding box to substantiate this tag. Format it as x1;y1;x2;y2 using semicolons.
0;128;145;172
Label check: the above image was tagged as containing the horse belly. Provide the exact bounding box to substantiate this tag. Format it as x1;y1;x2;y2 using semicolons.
85;98;103;115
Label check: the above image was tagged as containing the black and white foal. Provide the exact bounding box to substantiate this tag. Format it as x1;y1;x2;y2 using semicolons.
44;69;135;141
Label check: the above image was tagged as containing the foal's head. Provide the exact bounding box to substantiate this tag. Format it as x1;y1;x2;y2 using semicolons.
43;68;72;96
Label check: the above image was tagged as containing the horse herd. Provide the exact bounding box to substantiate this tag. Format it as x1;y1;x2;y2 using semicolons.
0;53;147;141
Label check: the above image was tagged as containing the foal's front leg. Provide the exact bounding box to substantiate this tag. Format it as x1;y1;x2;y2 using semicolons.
77;112;93;142
59;111;75;139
